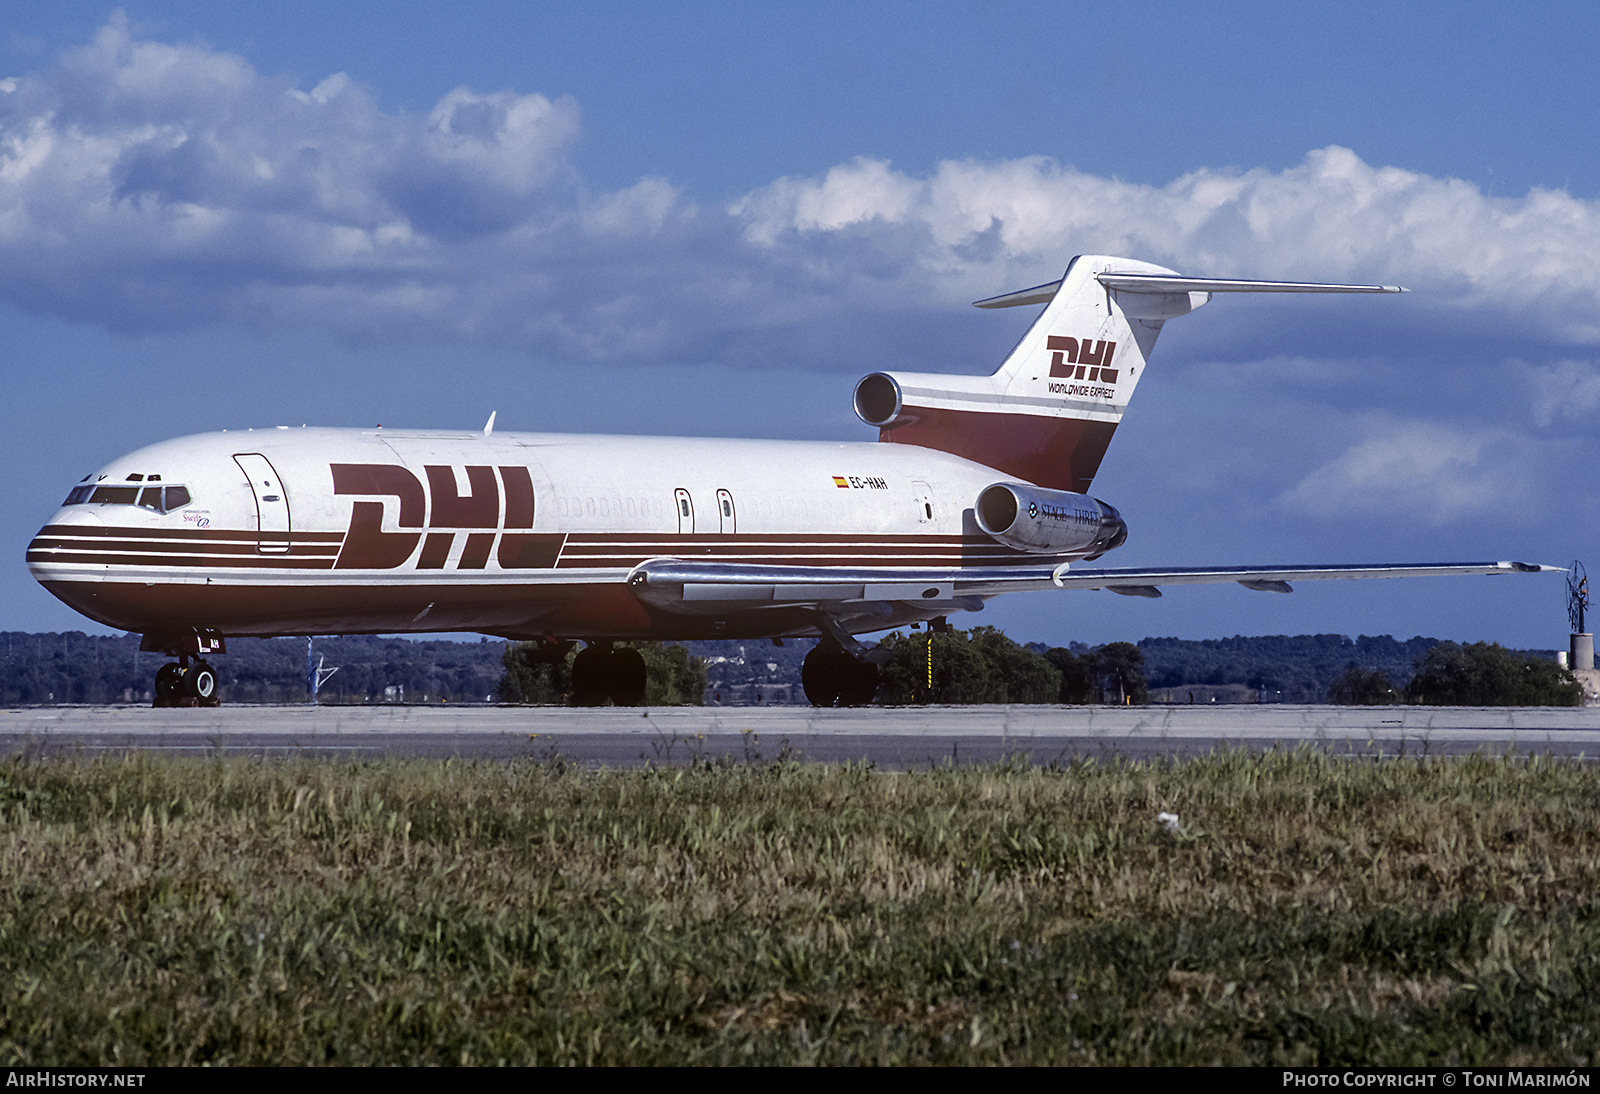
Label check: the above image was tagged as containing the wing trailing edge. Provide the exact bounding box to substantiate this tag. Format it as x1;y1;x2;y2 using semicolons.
1052;560;1556;591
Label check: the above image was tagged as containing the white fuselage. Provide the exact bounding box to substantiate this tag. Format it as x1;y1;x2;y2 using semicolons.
28;426;1074;642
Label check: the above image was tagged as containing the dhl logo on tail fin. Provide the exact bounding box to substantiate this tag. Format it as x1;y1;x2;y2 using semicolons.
1047;336;1118;383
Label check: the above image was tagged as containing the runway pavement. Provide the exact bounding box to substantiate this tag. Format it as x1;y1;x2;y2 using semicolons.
4;703;1600;766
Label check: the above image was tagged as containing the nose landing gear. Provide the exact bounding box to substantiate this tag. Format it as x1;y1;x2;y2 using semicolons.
152;656;221;708
142;630;227;709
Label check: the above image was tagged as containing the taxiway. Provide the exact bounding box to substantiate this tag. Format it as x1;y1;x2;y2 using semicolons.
4;704;1599;766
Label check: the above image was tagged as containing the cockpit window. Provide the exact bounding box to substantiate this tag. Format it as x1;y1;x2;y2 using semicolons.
90;486;139;505
64;483;193;513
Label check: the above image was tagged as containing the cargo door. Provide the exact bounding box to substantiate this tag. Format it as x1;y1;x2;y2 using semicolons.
233;453;291;554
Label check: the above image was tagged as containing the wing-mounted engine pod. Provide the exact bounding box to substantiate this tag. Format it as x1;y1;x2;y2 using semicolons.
853;373;904;428
975;482;1128;557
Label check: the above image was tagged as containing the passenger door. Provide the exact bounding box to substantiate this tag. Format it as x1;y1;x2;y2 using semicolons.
233;453;291;554
674;487;695;533
716;488;737;534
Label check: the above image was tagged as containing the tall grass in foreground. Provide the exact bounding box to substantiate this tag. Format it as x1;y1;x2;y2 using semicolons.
0;749;1596;1065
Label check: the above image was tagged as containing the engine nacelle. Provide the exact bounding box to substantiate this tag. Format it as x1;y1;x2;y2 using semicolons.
975;482;1128;557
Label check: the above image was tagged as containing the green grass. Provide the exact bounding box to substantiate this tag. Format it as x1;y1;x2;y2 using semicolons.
1;748;1597;1064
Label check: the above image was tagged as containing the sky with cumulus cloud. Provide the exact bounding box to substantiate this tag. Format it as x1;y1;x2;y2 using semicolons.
5;2;1599;650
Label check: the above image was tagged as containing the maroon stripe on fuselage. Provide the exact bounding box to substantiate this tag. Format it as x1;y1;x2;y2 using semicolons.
881;407;1118;494
28;550;340;569
38;578;659;638
34;524;345;542
32;551;1033;572
31;527;1049;572
30;538;340;557
558;540;987;551
563;533;977;544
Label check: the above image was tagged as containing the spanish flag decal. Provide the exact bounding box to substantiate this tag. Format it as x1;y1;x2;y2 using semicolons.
832;476;849;488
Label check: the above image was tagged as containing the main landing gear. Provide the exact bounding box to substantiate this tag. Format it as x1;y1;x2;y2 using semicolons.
152;656;221;708
802;642;880;707
570;643;648;707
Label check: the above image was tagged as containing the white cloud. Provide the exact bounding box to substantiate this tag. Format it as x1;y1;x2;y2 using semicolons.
1275;417;1527;526
7;17;1600;368
1526;359;1600;428
733;148;1600;332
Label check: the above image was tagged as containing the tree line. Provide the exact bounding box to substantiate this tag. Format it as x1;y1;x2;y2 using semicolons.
498;642;707;706
1330;643;1581;706
872;629;1578;707
874;627;1148;705
0;629;1580;706
0;632;508;706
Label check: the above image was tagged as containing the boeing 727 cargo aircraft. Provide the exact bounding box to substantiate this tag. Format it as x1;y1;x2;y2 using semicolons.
26;255;1555;706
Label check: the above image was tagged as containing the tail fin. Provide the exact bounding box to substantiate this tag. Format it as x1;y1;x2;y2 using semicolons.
853;254;1402;492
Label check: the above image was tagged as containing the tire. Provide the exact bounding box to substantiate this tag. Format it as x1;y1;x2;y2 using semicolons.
837;658;879;707
608;647;647;706
153;662;183;708
185;661;219;705
802;645;847;707
570;646;611;706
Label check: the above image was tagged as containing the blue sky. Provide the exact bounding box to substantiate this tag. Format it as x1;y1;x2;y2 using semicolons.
4;3;1597;650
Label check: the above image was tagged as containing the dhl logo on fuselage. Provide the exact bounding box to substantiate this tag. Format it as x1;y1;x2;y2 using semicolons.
1047;336;1118;384
330;463;558;570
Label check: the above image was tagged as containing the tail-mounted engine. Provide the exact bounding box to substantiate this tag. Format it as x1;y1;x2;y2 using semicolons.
975;482;1128;558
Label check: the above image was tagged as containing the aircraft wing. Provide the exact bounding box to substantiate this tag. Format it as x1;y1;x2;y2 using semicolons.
1044;560;1555;597
627;558;1557;611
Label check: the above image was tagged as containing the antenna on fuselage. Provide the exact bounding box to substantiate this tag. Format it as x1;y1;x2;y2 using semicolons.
483;411;497;436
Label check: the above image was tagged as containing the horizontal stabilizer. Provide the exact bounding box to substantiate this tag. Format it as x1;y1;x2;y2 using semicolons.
972;280;1066;309
1098;273;1406;295
973;273;1405;308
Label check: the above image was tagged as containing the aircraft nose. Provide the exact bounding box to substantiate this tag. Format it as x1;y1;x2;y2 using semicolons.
42;507;107;529
36;506;107;542
27;507;105;575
